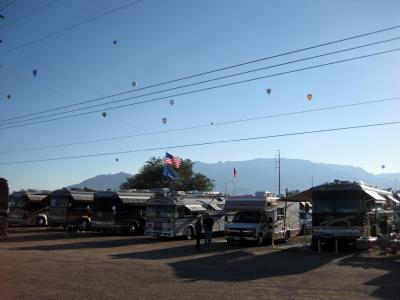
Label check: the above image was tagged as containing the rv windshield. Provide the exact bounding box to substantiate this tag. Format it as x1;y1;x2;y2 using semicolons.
16;198;27;209
9;199;17;209
313;191;362;213
147;206;176;218
232;212;261;223
50;197;69;208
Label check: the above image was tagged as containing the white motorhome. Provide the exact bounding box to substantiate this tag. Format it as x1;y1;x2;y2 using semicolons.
224;192;301;246
144;189;225;239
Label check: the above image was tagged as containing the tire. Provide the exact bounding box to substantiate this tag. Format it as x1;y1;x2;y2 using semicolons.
184;227;194;240
256;234;264;246
36;217;46;227
128;223;138;235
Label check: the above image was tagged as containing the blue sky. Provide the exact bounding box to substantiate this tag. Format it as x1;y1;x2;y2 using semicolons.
0;0;400;192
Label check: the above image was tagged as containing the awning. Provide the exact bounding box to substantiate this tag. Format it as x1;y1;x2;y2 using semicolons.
27;195;48;201
71;194;93;201
386;195;400;205
363;190;386;203
120;195;152;204
208;203;222;211
185;204;206;212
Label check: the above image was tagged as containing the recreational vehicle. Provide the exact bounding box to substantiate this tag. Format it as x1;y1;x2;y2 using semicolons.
145;189;225;239
224;192;301;246
0;178;8;241
92;190;154;235
8;190;51;226
283;180;396;250
49;189;94;231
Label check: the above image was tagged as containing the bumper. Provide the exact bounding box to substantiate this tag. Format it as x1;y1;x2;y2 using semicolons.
144;230;175;238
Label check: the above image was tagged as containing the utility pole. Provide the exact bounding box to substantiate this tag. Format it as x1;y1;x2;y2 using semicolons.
275;150;281;195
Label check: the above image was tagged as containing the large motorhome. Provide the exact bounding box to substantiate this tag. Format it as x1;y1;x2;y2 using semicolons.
224;192;301;246
0;178;9;241
92;190;154;235
283;180;396;250
8;190;51;226
145;189;225;239
49;189;94;231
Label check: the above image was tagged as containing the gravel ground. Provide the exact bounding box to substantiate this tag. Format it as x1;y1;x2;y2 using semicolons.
0;227;399;300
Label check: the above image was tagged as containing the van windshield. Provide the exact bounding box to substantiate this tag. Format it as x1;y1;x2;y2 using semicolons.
147;206;176;218
232;212;261;223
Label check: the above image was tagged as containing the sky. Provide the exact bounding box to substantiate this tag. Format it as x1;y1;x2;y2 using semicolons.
0;0;400;192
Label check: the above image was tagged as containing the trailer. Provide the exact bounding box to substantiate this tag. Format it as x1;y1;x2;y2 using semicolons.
92;190;154;235
224;192;301;246
282;180;396;250
8;191;51;226
145;189;225;239
49;189;94;231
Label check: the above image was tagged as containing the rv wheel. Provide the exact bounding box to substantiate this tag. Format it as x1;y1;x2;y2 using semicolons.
184;227;194;240
36;217;46;227
256;234;264;246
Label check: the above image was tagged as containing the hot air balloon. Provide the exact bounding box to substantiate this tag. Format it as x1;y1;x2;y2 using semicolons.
162;117;167;124
0;14;5;19
381;165;386;169
115;158;119;162
131;81;137;88
169;99;174;106
307;94;313;101
102;112;107;118
266;88;271;95
32;69;38;77
113;40;117;45
6;95;11;100
210;122;214;125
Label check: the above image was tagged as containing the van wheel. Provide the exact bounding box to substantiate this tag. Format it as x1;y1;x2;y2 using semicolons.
36;217;46;227
128;223;137;235
256;234;264;246
185;227;194;240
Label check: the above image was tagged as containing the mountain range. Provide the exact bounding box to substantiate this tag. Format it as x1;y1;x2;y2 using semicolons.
67;158;399;194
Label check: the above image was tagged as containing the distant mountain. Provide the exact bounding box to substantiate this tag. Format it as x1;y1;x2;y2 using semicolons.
193;158;399;194
68;172;132;191
66;159;399;194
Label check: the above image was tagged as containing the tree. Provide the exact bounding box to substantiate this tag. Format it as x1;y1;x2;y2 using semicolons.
120;157;215;191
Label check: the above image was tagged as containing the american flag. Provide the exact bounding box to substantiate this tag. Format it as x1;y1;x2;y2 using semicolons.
164;152;182;169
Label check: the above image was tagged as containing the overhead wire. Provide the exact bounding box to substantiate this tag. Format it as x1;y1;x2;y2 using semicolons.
2;23;400;123
1;95;399;154
0;0;146;55
1;46;400;130
0;0;62;30
1;120;400;165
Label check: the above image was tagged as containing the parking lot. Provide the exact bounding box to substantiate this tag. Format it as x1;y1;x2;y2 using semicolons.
0;227;399;300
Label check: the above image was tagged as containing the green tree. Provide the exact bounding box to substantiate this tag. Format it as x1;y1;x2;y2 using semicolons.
120;157;215;191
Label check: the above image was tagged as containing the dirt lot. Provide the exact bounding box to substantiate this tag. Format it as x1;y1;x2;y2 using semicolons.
0;227;399;300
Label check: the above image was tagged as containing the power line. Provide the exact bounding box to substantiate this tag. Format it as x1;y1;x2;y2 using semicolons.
0;0;61;30
1;46;399;130
0;0;146;55
2;24;400;123
0;0;16;12
3;36;400;126
1;95;399;154
1;120;399;165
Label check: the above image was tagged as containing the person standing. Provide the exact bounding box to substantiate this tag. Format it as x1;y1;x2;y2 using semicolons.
194;215;202;250
203;213;214;251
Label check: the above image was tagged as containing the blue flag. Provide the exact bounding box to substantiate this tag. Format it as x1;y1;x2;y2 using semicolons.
163;164;179;180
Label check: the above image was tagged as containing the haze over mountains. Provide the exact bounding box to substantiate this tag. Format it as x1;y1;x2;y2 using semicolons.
68;158;399;194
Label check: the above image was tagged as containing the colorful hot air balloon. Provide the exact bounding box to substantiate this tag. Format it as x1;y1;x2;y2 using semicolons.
162;117;167;124
102;112;107;118
169;99;174;106
307;94;313;101
113;40;117;45
131;80;137;88
6;94;11;100
32;69;38;77
266;88;271;95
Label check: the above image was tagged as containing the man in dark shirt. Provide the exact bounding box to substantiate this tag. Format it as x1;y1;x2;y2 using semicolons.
194;215;202;250
203;214;214;251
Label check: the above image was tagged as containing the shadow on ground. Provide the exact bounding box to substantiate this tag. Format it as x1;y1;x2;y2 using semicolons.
338;255;400;300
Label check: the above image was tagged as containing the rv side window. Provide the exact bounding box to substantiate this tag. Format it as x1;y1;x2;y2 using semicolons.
277;208;284;220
